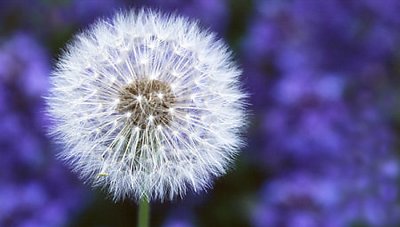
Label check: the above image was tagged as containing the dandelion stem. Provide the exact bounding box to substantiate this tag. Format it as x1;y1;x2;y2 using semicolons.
138;197;150;227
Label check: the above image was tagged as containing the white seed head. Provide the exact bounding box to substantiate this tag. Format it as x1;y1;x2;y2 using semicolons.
47;9;247;201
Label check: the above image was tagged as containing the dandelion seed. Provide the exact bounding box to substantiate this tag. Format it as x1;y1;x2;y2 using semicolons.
47;9;247;201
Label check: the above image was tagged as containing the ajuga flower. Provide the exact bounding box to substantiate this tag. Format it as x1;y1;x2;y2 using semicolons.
47;9;247;201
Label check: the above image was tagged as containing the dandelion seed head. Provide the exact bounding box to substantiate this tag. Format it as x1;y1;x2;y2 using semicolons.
117;79;175;129
47;9;247;201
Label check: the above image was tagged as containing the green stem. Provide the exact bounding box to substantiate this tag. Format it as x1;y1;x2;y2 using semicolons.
138;197;150;227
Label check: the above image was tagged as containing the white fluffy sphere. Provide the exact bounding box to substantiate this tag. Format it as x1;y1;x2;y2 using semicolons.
47;9;247;201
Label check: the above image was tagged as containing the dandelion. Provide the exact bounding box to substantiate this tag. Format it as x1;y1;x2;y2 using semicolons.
47;9;247;202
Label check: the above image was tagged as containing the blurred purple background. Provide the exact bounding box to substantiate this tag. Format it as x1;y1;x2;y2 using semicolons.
1;0;400;226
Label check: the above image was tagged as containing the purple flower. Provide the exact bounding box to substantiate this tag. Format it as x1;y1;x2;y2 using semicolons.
0;33;87;226
252;164;400;227
243;0;400;225
0;33;49;101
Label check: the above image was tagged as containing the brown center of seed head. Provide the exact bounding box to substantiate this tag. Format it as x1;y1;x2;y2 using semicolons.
117;79;176;129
